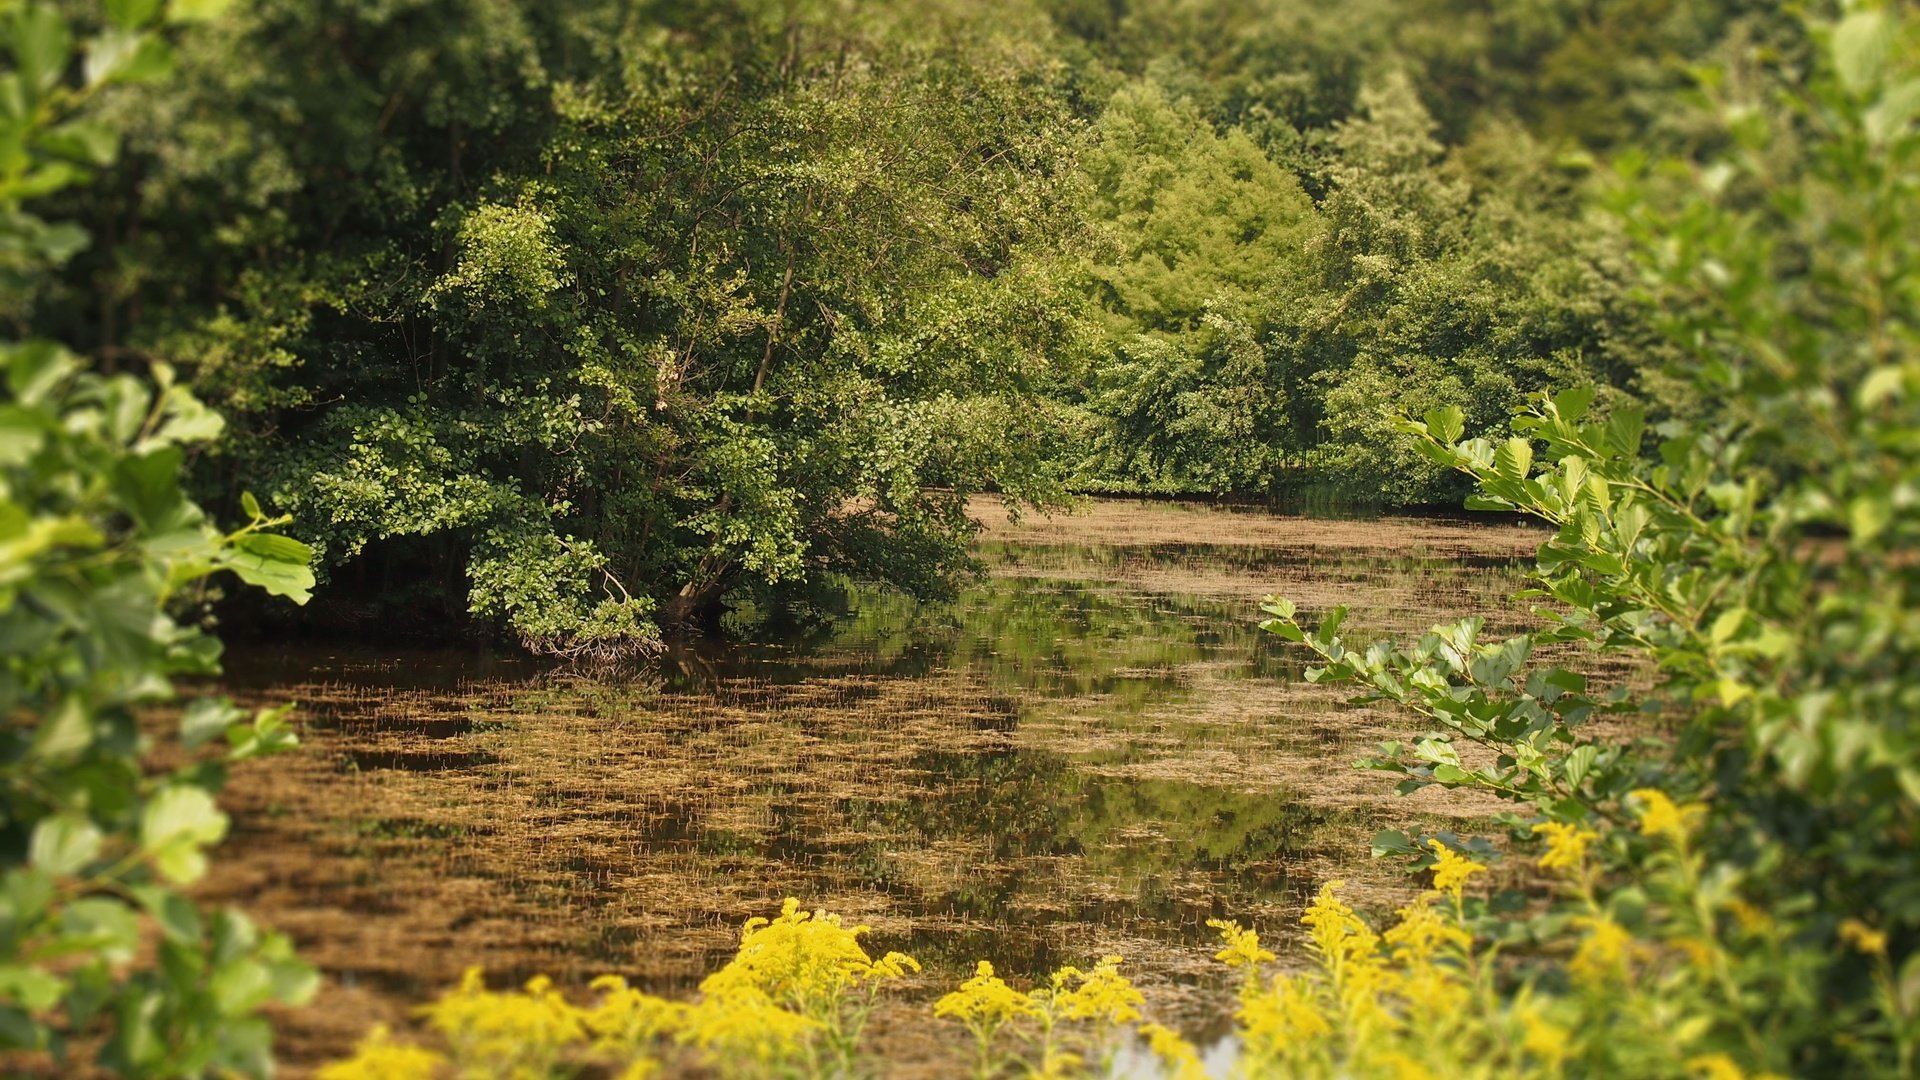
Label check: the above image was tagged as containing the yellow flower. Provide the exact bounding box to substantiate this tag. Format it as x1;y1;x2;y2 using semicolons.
419;968;586;1074
1238;972;1330;1053
317;1026;446;1080
1520;1007;1570;1067
1631;788;1706;843
1302;880;1371;966
1569;915;1634;986
1383;892;1471;966
1839;918;1889;957
935;960;1042;1028
1687;1052;1750;1080
1427;839;1488;903
583;974;684;1055
676;986;822;1064
701;898;920;1019
1208;918;1276;971
1380;1050;1439;1080
1532;821;1599;874
1673;937;1717;970
1722;898;1775;937
1048;955;1145;1025
1137;1023;1208;1080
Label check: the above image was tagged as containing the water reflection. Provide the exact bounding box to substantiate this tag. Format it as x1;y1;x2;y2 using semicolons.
205;500;1542;1072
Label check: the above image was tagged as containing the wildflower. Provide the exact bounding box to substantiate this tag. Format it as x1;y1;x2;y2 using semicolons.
1381;1050;1439;1080
1520;1007;1570;1068
1208;918;1276;971
1302;881;1370;965
1531;821;1599;875
704;898;920;1016
1383;893;1470;966
1673;937;1716;970
1839;918;1889;956
420;968;586;1074
584;975;685;1055
1568;915;1634;986
1050;956;1145;1026
677;986;822;1064
935;960;1042;1029
1238;972;1330;1053
317;1026;446;1080
1138;1023;1207;1080
1427;839;1488;903
1687;1052;1750;1080
1722;898;1774;937
1398;963;1468;1013
1631;788;1706;844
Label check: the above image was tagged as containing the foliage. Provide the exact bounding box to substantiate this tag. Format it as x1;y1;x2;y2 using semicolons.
37;0;1088;654
0;1;318;1075
1260;6;1920;1074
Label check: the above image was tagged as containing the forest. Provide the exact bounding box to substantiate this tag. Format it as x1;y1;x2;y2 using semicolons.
2;0;1917;1078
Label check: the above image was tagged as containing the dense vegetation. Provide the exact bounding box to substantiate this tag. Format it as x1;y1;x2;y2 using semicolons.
3;0;1917;1077
19;0;1780;655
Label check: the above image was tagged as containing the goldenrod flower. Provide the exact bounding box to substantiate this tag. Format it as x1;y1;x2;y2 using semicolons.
1381;1050;1439;1080
1238;972;1330;1053
1687;1052;1752;1080
1049;955;1145;1025
1138;1023;1208;1080
1569;915;1634;985
419;967;587;1074
1383;893;1470;966
316;1026;446;1080
935;960;1041;1028
1631;788;1706;843
1302;881;1367;964
1427;839;1488;903
1208;918;1276;970
584;975;684;1055
1722;898;1775;937
1673;937;1716;970
1839;918;1889;956
677;986;822;1063
1520;1007;1571;1067
1532;821;1600;874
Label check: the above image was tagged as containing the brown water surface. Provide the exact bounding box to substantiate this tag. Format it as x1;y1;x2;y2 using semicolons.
204;498;1548;1074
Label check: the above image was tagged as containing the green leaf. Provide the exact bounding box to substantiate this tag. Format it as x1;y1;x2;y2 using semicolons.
1833;9;1892;94
139;786;228;885
180;697;243;750
1562;745;1599;790
219;534;315;605
1552;387;1596;423
1424;405;1465;445
29;815;102;877
240;491;262;520
131;885;202;943
105;0;165;27
0;966;65;1011
1605;408;1645;458
29;695;93;761
10;5;73;96
167;0;235;23
1494;437;1533;482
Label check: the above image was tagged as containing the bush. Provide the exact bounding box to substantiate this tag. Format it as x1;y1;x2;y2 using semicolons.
1;2;318;1074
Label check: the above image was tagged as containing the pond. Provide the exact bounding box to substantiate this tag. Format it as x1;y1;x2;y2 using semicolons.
203;497;1546;1074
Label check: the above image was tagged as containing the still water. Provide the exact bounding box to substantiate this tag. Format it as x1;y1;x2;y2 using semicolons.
205;498;1544;1074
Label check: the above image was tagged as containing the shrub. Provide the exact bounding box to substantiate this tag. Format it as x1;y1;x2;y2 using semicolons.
0;3;319;1074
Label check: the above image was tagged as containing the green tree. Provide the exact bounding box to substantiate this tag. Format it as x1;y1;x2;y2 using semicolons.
42;0;1088;653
